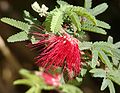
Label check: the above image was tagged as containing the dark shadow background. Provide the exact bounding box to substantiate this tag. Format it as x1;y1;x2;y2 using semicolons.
0;0;120;93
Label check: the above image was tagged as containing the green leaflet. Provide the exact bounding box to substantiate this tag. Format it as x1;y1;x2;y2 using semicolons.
112;57;119;66
108;80;115;93
111;48;120;60
70;6;97;25
91;3;108;16
26;87;36;93
114;42;120;49
91;50;98;68
57;0;69;6
1;17;30;32
97;20;111;29
101;78;109;91
80;67;87;77
44;14;53;31
13;79;33;86
81;23;107;35
79;41;92;50
23;10;41;25
7;31;29;42
84;0;92;10
107;70;120;86
61;84;83;93
98;50;113;70
50;10;63;33
89;68;106;78
67;11;81;31
107;36;113;43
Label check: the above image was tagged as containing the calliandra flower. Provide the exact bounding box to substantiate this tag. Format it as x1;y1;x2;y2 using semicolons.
32;33;81;77
35;71;61;87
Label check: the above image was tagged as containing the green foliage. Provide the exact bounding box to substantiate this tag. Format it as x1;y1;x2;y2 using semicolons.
107;69;120;86
1;0;110;42
7;31;29;42
14;69;54;93
90;3;108;16
61;84;83;93
91;50;98;68
50;10;63;33
81;22;107;34
44;14;53;31
1;0;120;93
101;78;109;91
23;10;41;25
108;80;115;93
67;11;81;31
1;18;30;32
69;6;97;25
97;20;111;29
84;0;92;10
98;50;113;70
57;0;69;6
79;41;92;50
80;36;120;93
89;68;106;78
14;69;83;93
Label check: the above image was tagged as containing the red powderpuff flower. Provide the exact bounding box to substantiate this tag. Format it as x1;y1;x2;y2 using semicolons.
32;33;81;77
35;71;61;87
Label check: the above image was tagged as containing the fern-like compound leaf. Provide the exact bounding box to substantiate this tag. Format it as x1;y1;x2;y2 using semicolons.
1;18;31;32
50;10;63;33
7;31;29;42
91;3;108;16
84;0;92;10
67;11;81;31
81;23;107;35
70;6;97;25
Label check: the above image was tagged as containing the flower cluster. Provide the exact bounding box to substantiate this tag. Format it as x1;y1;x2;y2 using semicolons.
35;71;61;87
31;33;81;77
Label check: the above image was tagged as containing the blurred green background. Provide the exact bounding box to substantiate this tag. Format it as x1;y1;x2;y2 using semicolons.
0;0;120;93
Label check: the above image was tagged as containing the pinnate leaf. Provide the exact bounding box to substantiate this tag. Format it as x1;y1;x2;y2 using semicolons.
50;10;63;33
70;6;97;25
1;17;30;31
